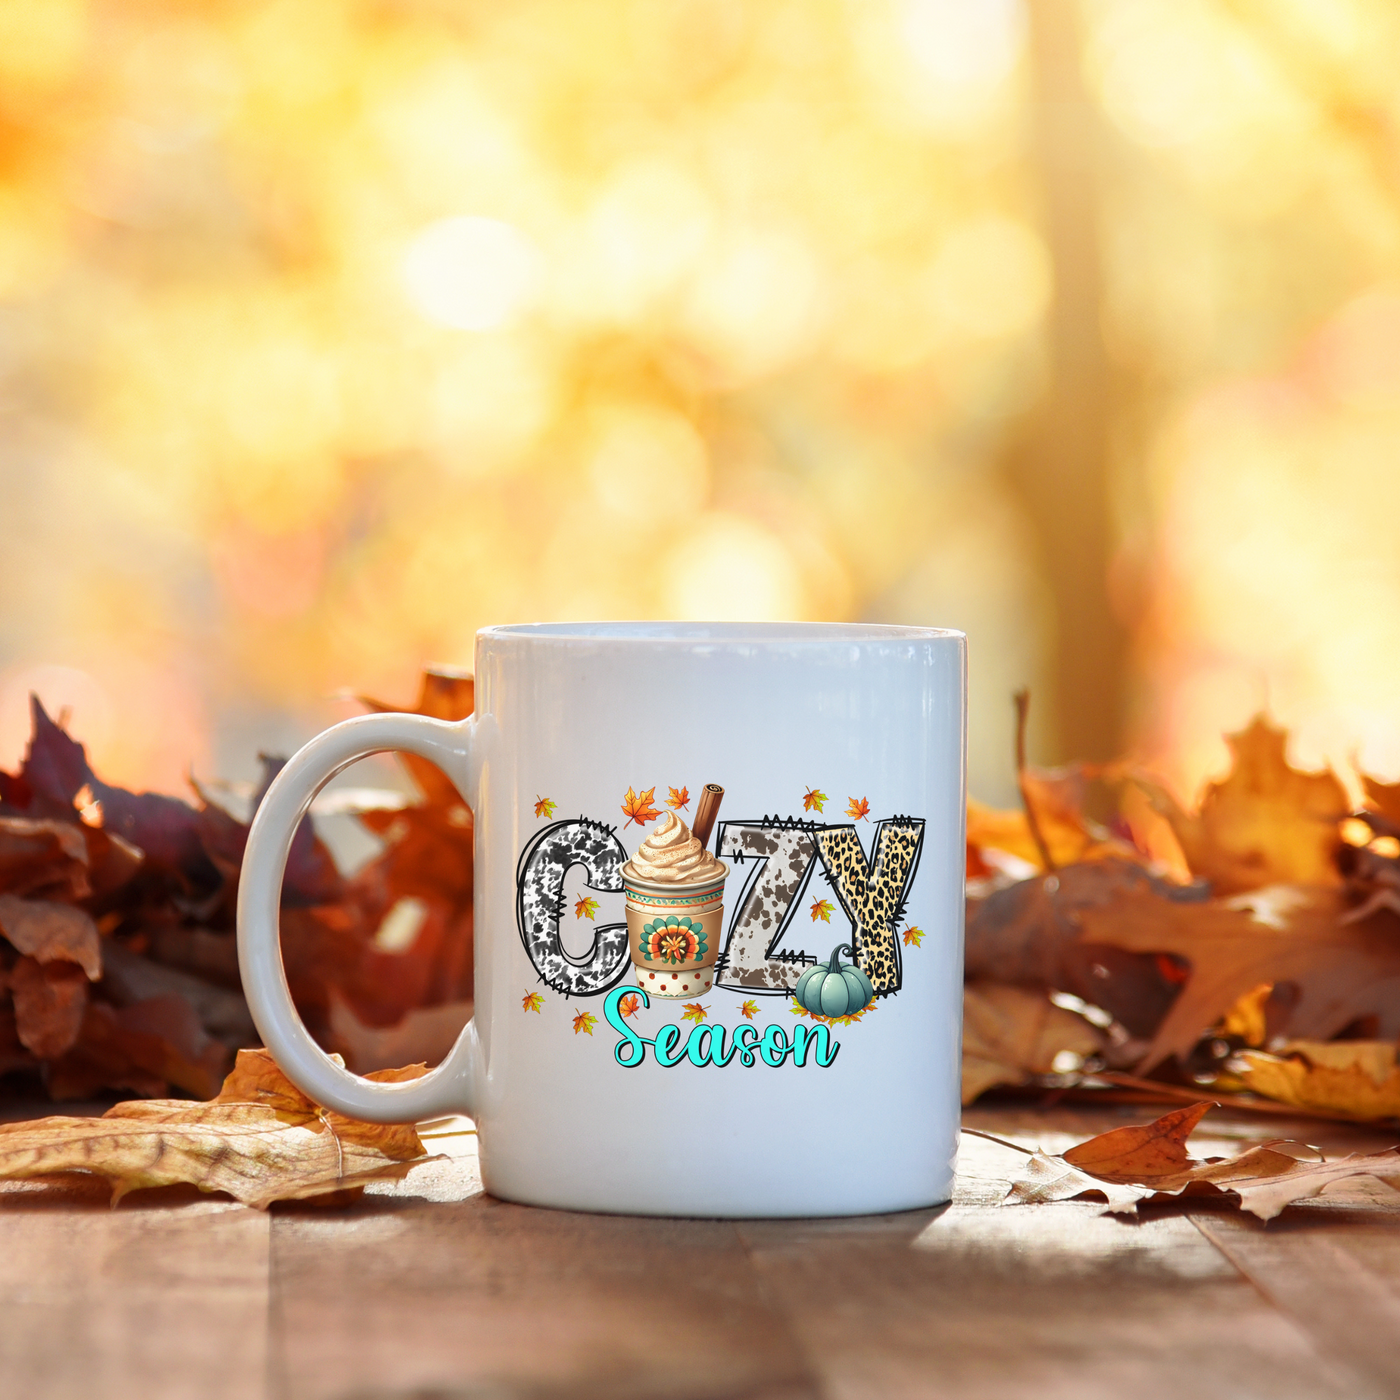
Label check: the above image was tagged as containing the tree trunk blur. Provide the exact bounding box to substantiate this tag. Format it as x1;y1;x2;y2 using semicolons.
1014;0;1127;763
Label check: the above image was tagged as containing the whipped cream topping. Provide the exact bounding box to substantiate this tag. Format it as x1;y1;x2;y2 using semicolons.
622;811;726;885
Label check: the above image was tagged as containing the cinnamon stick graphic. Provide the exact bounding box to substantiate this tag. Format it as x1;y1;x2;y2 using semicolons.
692;783;724;850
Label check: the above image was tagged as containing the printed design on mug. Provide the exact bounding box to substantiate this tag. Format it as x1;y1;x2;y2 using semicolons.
515;783;926;1069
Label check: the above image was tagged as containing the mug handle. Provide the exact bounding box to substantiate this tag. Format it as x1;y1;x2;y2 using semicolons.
236;712;479;1123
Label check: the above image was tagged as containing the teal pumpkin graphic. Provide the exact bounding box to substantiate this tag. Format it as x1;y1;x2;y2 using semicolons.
793;943;875;1019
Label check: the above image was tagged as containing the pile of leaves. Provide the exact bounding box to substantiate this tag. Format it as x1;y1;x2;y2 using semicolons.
965;700;1400;1125
0;671;474;1103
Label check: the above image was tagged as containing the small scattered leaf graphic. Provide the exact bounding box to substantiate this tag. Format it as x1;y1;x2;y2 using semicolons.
618;993;641;1020
847;796;870;822
902;925;924;947
791;1000;874;1027
810;898;835;923
575;895;599;921
803;787;827;814
681;1002;708;1024
621;786;662;828
522;992;544;1014
572;1011;598;1036
534;796;557;819
666;786;690;811
0;1049;439;1209
740;999;759;1020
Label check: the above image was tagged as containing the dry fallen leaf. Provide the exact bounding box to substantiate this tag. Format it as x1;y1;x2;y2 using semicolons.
961;982;1103;1104
1133;715;1348;895
965;859;1202;1037
0;893;102;979
0;1048;440;1208
1234;1040;1400;1121
1078;885;1400;1071
1006;1103;1400;1220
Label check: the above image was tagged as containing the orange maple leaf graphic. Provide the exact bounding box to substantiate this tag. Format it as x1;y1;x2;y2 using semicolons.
534;795;557;819
618;993;641;1020
572;1010;598;1036
846;796;871;822
522;991;544;1014
681;1002;708;1024
810;898;835;923
902;925;924;947
666;786;691;811
575;895;599;921
621;785;662;827
802;786;827;814
740;999;759;1020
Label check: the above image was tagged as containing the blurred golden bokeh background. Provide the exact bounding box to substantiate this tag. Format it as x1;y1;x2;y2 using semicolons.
3;0;1400;807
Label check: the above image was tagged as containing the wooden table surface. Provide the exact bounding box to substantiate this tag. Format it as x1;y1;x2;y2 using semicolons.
3;1100;1399;1400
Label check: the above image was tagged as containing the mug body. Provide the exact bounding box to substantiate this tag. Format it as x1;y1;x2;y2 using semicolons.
471;622;966;1217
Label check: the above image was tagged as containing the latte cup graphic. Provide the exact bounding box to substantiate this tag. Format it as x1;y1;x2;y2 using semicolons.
623;868;727;998
621;806;727;998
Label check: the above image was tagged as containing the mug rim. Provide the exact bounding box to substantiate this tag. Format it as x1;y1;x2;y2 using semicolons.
478;621;964;645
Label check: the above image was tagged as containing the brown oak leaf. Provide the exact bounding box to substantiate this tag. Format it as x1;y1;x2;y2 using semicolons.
1078;885;1400;1071
964;859;1205;1038
1006;1103;1400;1221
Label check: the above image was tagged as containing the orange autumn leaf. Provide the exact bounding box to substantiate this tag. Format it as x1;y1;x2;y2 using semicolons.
681;1002;708;1024
534;796;557;819
803;787;827;814
847;796;870;822
666;786;690;811
522;992;544;1014
572;1010;598;1036
621;786;662;828
1131;714;1348;894
740;999;759;1020
618;993;641;1020
810;898;835;922
575;895;599;921
902;925;924;947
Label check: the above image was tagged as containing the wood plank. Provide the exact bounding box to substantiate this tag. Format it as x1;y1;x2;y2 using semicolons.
269;1136;817;1400
0;1180;270;1400
1191;1196;1400;1398
728;1116;1370;1400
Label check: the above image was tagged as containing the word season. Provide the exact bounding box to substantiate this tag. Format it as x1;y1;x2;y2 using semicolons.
602;987;841;1070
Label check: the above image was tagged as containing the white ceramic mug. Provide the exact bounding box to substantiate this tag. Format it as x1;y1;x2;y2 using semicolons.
237;622;966;1217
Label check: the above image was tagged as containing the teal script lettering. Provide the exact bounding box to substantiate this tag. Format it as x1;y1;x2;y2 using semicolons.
603;988;840;1069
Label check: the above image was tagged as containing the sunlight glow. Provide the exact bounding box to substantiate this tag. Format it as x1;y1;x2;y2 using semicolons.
402;216;542;332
